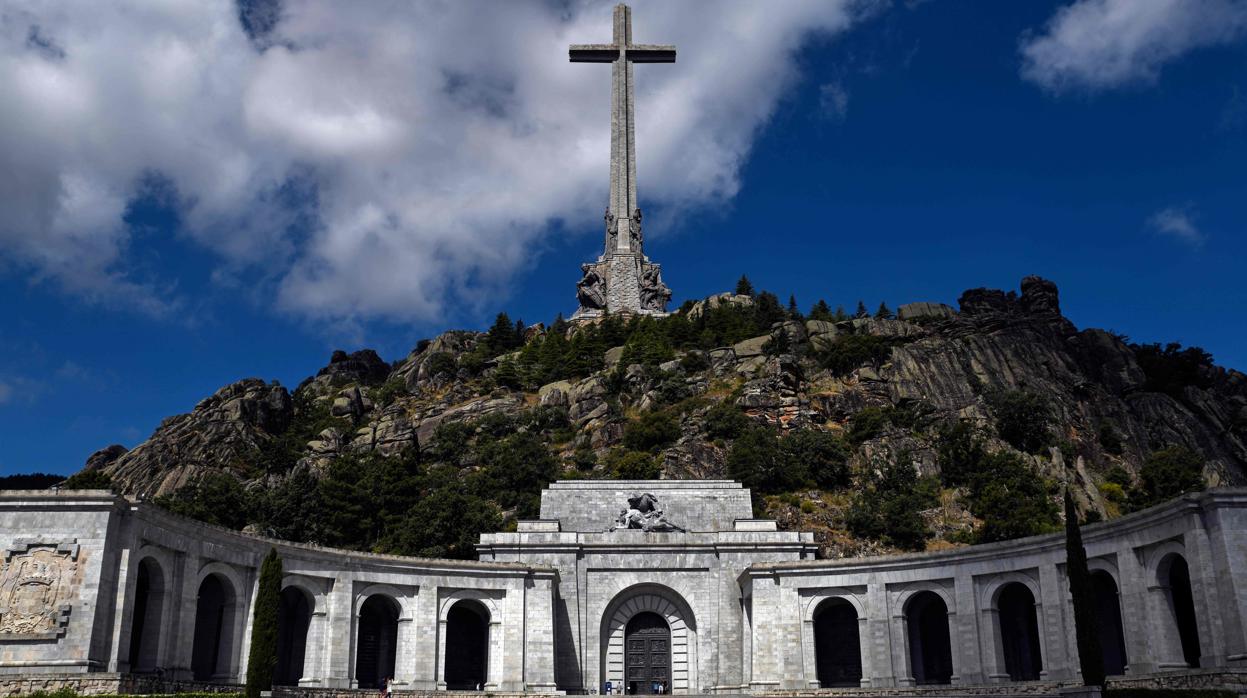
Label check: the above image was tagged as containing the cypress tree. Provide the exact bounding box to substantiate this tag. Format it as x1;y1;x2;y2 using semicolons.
246;548;282;698
1064;491;1105;687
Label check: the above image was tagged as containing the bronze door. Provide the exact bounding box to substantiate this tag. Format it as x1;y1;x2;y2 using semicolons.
625;612;670;694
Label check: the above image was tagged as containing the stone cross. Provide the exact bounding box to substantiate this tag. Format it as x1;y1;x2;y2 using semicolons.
570;4;675;255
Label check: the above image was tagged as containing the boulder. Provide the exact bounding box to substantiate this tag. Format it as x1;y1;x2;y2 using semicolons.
604;346;626;370
897;302;956;322
1020;276;1061;315
733;335;771;358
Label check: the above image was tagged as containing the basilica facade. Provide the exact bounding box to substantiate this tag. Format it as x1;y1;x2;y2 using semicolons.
1;481;1246;696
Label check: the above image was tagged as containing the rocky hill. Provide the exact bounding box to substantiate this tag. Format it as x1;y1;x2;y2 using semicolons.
77;276;1247;558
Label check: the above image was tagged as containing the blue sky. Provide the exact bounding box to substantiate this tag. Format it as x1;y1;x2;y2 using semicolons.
2;0;1245;476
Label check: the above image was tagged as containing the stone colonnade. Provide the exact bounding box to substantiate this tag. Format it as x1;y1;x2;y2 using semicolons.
744;489;1247;690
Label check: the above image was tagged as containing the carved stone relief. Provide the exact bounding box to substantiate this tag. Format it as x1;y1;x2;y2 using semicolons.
0;540;79;639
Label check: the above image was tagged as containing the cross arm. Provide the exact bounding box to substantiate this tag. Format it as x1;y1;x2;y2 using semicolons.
626;45;676;63
569;44;619;63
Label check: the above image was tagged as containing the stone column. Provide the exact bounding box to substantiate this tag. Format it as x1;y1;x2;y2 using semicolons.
746;575;782;692
105;547;134;673
1038;564;1068;680
1117;548;1155;674
524;574;559;691
407;586;438;690
866;580;895;687
323;575;354;688
953;571;982;684
300;594;329;686
392;595;417;688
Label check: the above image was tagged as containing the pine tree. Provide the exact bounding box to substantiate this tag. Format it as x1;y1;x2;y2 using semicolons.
1064;491;1105;687
245;548;282;698
787;295;801;319
834;305;848;321
854;301;868;318
486;312;517;355
875;302;893;319
735;275;755;296
809;300;833;321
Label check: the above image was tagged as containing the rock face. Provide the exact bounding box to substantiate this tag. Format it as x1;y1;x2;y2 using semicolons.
100;379;292;496
88;276;1247;531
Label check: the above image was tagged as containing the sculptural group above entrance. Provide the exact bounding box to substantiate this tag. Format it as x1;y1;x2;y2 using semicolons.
611;493;683;532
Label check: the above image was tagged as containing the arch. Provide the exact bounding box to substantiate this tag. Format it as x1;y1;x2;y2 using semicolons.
996;583;1043;681
355;594;400;689
191;572;239;681
128;556;166;673
275;585;313;686
601;584;697;694
445;599;490;690
812;598;861;688
1090;570;1128;676
904;591;953;685
1157;553;1201;668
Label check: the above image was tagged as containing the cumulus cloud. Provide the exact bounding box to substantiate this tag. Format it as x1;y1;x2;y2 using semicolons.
1020;0;1247;93
0;0;879;323
1148;206;1206;247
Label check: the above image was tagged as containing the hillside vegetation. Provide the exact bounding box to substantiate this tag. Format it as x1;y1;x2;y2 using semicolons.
68;276;1247;559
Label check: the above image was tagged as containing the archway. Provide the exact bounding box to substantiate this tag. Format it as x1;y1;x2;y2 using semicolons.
445;600;490;690
624;612;670;695
905;591;952;685
813;599;861;687
997;583;1042;681
275;586;313;685
128;558;165;673
191;573;237;681
1091;571;1128;676
601;585;697;694
355;595;399;689
1161;554;1201;667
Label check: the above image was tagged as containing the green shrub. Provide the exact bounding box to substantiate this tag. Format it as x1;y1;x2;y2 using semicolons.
784;430;851;489
848;407;888;445
1127;445;1205;512
623;411;682;452
424;351;457;378
1098;482;1126;504
1106;465;1132;487
847;461;939;551
426;420;475;465
966;452;1060;542
816;334;894;376
1133;342;1214;399
1098;421;1125;455
728;426;803;493
679;351;710;373
936;420;985;488
61;469;114;491
153;473;250;530
603;448;662;479
989;390;1053;454
800;500;816;514
703;402;750;440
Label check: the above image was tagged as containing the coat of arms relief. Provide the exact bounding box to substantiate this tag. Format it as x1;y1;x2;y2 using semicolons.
0;540;79;639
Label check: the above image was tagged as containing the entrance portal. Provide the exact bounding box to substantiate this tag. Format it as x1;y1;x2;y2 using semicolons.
813;599;861;687
275;586;312;685
1163;555;1201;667
355;595;398;689
445;600;489;690
1091;571;1128;676
998;583;1042;681
625;612;670;695
906;591;953;685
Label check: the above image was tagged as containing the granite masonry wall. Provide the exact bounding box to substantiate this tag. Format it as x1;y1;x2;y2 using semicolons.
2;484;1246;696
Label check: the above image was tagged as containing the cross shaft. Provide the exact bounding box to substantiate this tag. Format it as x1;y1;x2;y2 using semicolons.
570;4;675;255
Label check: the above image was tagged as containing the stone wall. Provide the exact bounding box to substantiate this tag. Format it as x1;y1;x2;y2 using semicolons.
537;480;754;533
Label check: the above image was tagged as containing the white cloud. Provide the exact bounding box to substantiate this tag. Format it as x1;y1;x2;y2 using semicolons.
1020;0;1247;93
1148;206;1206;247
0;0;879;323
819;81;850;121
